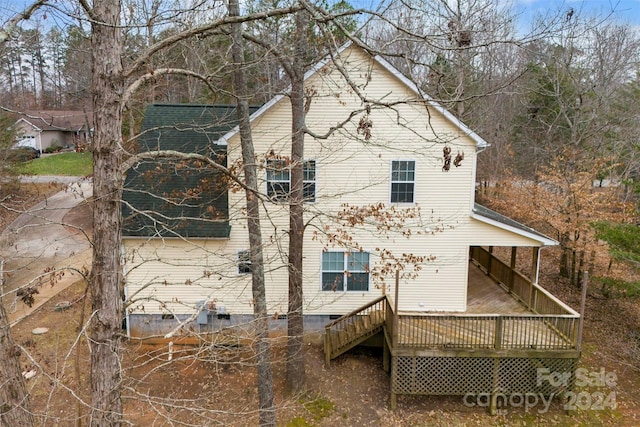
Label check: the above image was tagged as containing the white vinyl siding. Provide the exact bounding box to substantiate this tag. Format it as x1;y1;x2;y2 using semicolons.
124;45;551;321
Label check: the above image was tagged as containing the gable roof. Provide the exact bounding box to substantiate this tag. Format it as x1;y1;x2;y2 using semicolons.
122;104;255;239
472;203;558;246
16;110;93;132
219;42;489;150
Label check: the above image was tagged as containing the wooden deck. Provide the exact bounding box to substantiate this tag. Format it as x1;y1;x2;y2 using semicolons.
326;249;580;364
392;262;578;351
324;247;582;411
465;262;531;314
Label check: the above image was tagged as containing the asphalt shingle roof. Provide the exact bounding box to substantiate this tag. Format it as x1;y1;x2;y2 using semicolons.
19;110;93;131
122;104;251;238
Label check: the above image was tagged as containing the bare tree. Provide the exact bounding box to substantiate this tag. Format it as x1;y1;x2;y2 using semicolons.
229;0;276;423
0;287;35;427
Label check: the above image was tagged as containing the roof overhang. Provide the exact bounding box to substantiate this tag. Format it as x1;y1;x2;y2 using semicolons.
472;203;558;246
15;118;42;132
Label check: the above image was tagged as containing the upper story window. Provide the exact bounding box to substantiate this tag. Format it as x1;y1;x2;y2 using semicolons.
303;160;316;202
266;159;316;202
390;160;415;203
266;159;290;201
321;251;370;292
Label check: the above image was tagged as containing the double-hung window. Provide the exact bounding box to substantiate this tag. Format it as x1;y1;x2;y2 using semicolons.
237;250;252;274
303;160;316;202
390;160;416;203
266;159;290;201
266;159;316;202
321;251;370;292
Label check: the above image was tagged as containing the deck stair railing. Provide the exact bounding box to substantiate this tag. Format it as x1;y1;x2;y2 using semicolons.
324;295;387;366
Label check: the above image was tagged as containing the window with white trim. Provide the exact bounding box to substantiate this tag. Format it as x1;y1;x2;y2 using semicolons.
390;160;416;203
321;251;370;292
266;159;316;202
266;159;290;201
237;250;252;274
303;160;316;202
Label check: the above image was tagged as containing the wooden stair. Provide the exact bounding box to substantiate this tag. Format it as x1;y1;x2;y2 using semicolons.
324;296;388;366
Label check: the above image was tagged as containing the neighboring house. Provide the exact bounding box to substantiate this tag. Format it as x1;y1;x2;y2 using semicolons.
123;43;580;410
13;110;93;152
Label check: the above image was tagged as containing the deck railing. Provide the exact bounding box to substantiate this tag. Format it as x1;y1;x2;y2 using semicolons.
325;248;580;364
386;248;579;351
324;296;387;365
471;246;579;316
392;313;577;350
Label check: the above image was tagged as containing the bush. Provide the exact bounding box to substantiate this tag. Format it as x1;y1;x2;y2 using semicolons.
1;147;40;162
594;276;640;298
44;144;63;153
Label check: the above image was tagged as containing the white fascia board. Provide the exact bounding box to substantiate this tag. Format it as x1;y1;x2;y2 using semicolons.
15;118;41;132
471;211;558;247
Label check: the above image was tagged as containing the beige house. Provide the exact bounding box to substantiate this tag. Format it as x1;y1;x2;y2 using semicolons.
123;44;581;409
123;41;566;329
13;110;93;152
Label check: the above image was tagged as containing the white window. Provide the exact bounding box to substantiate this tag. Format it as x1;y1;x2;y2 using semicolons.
266;159;316;202
266;159;290;201
303;160;316;202
390;160;415;203
321;251;370;292
237;250;252;274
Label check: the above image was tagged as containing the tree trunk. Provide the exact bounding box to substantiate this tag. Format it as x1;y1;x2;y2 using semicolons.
559;233;570;278
0;286;34;426
229;1;276;425
577;250;585;288
286;9;308;394
89;0;125;425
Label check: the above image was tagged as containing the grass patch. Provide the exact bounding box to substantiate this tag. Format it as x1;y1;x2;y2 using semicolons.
17;152;93;176
285;394;335;427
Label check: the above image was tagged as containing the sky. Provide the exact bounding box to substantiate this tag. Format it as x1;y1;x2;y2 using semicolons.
2;0;640;29
511;0;640;26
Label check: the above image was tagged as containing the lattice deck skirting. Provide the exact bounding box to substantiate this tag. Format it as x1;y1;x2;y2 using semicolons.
391;355;578;396
388;353;579;413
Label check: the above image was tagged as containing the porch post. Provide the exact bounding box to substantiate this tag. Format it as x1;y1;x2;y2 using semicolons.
529;248;540;309
383;338;390;373
491;317;504;414
324;326;331;367
390;270;400;410
393;270;399;348
487;246;494;276
509;247;517;292
577;271;588;352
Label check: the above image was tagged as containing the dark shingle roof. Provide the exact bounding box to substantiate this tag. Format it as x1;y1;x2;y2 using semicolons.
122;104;251;238
19;110;93;131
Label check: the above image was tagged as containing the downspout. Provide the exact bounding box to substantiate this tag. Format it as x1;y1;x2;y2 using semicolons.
534;245;549;286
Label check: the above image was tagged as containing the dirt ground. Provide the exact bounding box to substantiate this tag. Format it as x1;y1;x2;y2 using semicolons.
9;277;640;426
4;185;640;426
